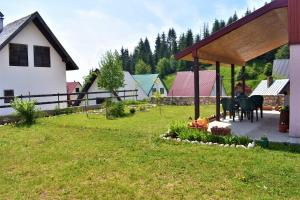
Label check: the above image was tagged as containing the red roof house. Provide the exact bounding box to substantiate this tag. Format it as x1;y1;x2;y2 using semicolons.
168;71;226;97
67;82;82;94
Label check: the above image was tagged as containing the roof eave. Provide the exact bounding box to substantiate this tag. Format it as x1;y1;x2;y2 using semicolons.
175;0;288;61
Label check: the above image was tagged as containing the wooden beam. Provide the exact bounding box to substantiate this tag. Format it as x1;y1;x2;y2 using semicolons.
216;61;221;121
231;64;235;99
194;56;200;119
242;66;246;94
289;0;300;44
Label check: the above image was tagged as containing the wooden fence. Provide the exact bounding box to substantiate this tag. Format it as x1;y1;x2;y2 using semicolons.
0;89;138;109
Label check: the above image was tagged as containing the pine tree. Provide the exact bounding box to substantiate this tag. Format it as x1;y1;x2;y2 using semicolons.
120;47;131;73
232;12;238;22
154;34;161;65
178;33;186;51
227;16;233;25
144;38;154;72
167;28;178;55
219;20;226;29
203;23;210;39
212;19;220;33
195;34;201;42
245;8;252;16
186;29;194;46
160;32;169;58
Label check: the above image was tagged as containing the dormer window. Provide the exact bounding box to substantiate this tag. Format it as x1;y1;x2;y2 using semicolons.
9;43;28;66
34;46;50;67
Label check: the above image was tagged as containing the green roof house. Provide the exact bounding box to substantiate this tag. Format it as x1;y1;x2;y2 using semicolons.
133;74;167;98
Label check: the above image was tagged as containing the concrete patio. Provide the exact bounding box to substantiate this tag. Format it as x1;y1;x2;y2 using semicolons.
210;111;293;143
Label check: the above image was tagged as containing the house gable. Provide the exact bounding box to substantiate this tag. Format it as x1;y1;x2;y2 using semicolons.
0;12;78;70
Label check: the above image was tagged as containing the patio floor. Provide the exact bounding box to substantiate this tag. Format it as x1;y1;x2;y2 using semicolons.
211;111;292;143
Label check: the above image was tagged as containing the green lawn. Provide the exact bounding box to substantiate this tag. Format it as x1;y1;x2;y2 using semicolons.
0;106;300;199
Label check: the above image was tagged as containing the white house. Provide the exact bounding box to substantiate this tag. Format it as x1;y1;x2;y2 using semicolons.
67;81;82;106
0;12;78;115
132;74;167;98
77;71;146;106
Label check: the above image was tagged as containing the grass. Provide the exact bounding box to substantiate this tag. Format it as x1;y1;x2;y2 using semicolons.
163;73;176;91
0;105;300;199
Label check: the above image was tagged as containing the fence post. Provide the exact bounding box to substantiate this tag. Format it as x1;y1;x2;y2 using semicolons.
20;94;23;101
136;90;138;101
86;92;89;106
124;90;126;100
57;93;60;109
28;92;31;101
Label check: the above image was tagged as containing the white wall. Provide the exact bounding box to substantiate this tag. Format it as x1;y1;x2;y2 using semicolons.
148;78;167;98
0;22;68;115
80;71;147;106
289;44;300;141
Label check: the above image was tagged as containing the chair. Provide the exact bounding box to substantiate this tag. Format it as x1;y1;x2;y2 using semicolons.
250;95;264;119
238;98;256;123
221;98;236;121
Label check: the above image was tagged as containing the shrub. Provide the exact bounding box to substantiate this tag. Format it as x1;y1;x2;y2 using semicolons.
106;100;125;119
139;105;146;112
11;98;38;125
129;108;136;114
168;121;188;138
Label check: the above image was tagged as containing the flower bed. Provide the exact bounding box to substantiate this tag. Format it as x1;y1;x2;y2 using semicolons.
164;120;254;149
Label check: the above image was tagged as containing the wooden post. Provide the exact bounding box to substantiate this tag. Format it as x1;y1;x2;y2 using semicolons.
57;93;60;108
231;64;235;99
136;90;138;101
86;92;89;106
194;56;200;119
216;61;221;121
28;92;31;101
242;66;246;94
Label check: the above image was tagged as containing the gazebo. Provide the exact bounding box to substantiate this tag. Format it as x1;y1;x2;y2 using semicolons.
175;0;300;142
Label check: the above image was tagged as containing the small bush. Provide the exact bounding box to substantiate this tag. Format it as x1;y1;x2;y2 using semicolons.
129;108;136;114
106;100;125;119
11;98;38;125
168;121;188;138
139;105;146;112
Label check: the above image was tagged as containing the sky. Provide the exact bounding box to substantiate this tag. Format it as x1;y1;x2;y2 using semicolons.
2;0;269;83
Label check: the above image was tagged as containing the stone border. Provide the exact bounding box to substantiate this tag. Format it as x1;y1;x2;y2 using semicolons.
159;134;255;149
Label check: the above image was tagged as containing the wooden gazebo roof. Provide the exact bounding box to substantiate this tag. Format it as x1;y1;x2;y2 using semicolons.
175;0;289;66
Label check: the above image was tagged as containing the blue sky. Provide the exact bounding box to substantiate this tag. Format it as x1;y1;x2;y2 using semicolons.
2;0;269;82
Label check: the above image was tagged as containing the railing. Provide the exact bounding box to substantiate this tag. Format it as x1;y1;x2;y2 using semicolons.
0;89;138;109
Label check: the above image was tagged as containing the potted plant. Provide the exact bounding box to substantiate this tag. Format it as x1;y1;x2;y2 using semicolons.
279;106;289;133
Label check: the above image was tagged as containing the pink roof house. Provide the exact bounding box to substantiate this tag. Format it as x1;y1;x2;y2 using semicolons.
168;71;226;97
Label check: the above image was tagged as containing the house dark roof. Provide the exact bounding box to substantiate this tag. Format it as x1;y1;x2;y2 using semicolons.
168;71;217;97
0;12;78;70
0;12;4;18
